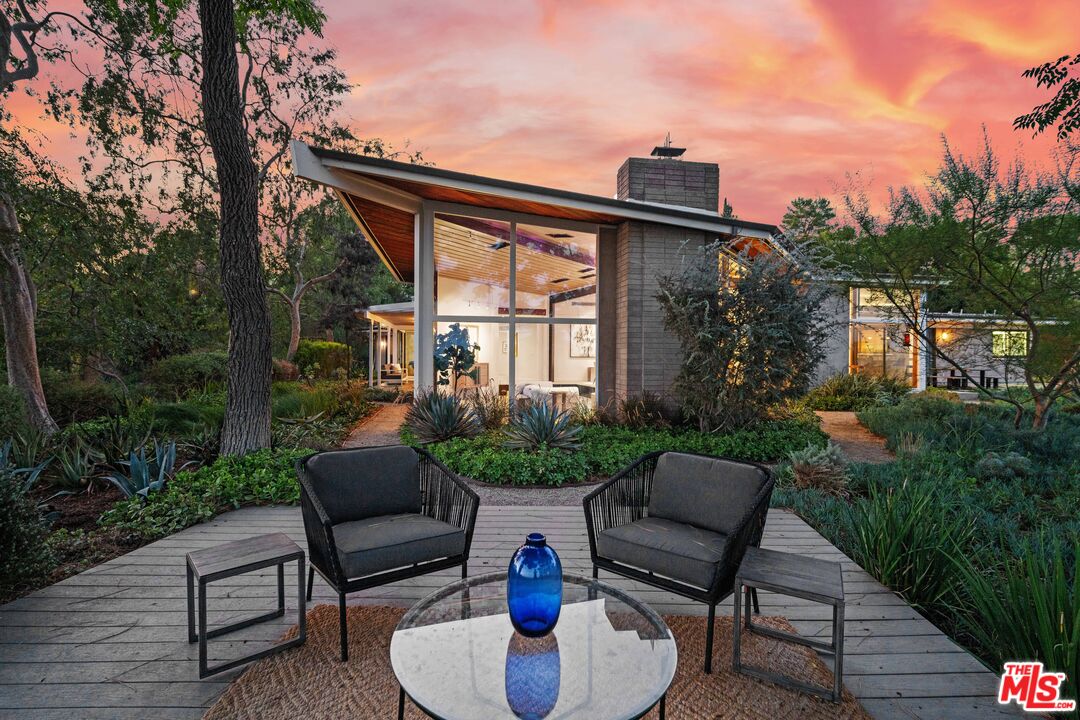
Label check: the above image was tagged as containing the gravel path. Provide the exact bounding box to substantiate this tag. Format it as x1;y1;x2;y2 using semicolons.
341;403;409;448
815;410;894;463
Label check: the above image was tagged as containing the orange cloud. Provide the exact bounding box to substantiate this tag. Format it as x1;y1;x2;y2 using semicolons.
5;0;1078;223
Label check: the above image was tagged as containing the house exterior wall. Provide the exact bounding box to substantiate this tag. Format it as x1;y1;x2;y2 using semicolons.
813;287;854;384
928;323;1029;388
614;220;710;401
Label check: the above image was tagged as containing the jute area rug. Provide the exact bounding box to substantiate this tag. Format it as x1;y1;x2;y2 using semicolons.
204;604;870;719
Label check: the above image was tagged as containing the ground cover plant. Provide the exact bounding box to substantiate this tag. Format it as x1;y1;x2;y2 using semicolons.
405;413;827;486
0;378;377;602
803;372;910;411
775;392;1079;695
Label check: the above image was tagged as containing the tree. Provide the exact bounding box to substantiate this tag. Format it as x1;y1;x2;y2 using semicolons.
0;0;83;433
782;197;837;241
263;137;421;362
656;240;834;432
1015;53;1079;139
831;134;1080;428
42;0;346;454
196;0;271;453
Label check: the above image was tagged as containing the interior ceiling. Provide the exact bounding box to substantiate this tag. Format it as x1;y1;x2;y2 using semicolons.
435;216;596;299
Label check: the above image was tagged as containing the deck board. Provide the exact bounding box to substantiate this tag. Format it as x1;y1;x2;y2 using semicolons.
0;505;1019;718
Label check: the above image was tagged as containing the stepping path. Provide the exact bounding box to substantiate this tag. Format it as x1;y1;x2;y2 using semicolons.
815;411;895;464
341;402;409;448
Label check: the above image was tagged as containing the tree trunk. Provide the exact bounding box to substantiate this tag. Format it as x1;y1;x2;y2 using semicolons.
1031;395;1051;430
198;0;271;455
0;195;57;435
285;297;301;362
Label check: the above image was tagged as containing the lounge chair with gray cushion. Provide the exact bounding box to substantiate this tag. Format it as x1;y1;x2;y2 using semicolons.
297;445;479;661
583;451;774;672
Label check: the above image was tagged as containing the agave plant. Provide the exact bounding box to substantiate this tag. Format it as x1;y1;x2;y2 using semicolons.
0;438;52;494
9;426;52;468
99;416;152;466
54;437;104;492
406;391;479;444
104;440;186;501
503;401;582;451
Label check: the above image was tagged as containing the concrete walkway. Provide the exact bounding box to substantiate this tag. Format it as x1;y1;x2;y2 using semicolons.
815;411;895;463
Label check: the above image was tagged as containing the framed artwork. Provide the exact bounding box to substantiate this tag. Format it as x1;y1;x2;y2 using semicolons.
463;325;480;348
570;323;595;358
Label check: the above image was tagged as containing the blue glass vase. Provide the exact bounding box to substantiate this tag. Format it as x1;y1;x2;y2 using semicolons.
507;533;562;637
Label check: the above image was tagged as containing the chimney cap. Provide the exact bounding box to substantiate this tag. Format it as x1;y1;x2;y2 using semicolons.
651;131;685;158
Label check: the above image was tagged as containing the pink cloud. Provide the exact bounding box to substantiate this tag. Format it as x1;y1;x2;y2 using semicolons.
8;0;1079;223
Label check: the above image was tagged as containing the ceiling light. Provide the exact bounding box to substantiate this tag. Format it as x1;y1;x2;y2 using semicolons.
579;273;596;279
488;240;510;250
547;232;573;239
550;277;570;284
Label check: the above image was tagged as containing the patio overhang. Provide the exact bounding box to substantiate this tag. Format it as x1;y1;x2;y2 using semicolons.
290;140;780;282
362;301;415;331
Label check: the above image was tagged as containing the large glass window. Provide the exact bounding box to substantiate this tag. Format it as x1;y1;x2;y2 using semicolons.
434;214;510;318
433;213;597;405
853;324;912;382
992;330;1027;357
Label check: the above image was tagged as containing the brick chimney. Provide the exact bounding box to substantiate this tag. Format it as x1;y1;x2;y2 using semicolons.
616;155;719;212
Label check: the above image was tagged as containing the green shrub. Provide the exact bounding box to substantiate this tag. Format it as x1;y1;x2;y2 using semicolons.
406;391;479;444
0;385;25;439
0;469;55;601
413;416;825;485
466;387;508;431
957;542;1078;700
788;441;849;496
504;402;582;451
619;391;674;429
973;451;1033;481
101;448;307;540
294;340;350;379
847;480;974;612
803;373;910;411
146;351;229;396
366;386;405;403
41;369;125;422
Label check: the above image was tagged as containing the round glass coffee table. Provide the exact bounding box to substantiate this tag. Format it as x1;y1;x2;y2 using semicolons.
391;571;677;720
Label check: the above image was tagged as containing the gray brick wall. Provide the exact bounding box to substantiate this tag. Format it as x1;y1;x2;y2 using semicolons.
614;220;710;403
616;157;719;212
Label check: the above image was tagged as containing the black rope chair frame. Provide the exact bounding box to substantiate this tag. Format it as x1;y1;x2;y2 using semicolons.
583;450;775;673
297;446;480;661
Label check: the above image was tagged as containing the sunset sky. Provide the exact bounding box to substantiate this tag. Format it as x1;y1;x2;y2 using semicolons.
10;0;1080;223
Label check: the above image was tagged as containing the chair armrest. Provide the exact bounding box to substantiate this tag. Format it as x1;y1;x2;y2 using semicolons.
583;452;661;558
417;450;481;555
710;466;776;596
296;460;346;585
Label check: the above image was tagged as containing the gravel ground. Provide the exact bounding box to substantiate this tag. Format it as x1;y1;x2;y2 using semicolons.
465;479;601;507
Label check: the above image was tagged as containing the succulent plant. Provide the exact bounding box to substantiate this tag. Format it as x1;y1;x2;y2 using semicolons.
503;401;582;451
406;391;479;444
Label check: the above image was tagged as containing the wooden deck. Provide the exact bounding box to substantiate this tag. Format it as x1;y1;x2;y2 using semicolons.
0;505;1019;719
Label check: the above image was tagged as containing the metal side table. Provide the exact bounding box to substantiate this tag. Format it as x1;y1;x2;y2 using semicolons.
186;532;306;678
733;546;845;703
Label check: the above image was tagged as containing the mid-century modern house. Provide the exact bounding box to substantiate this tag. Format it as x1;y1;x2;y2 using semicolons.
290;140;1026;404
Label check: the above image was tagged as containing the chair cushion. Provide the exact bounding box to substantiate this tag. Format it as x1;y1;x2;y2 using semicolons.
333;513;466;579
647;453;767;536
596;517;730;589
302;447;421;524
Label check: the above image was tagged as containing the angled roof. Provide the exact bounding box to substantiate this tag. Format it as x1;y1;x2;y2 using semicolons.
291;141;780;281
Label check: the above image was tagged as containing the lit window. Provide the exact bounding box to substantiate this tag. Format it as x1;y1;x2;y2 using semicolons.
992;330;1027;357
